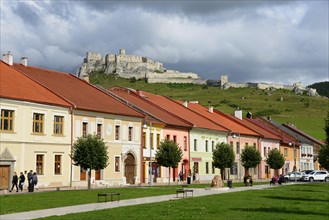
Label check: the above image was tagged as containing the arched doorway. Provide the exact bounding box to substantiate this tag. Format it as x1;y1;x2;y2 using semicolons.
124;153;136;184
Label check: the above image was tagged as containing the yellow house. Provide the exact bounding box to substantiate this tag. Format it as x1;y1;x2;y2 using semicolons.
11;56;145;187
0;59;72;189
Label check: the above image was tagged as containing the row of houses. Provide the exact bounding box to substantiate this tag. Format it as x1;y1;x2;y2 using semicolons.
0;53;324;190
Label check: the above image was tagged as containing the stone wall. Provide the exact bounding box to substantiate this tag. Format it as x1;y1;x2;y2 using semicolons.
219;75;318;96
77;49;205;84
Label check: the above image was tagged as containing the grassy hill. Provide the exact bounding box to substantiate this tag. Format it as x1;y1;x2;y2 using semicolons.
89;72;328;140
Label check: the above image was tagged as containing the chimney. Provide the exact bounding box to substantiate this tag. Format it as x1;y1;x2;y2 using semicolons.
234;110;242;120
2;51;13;66
20;57;28;66
183;101;188;107
246;112;252;119
136;90;143;96
208;106;213;113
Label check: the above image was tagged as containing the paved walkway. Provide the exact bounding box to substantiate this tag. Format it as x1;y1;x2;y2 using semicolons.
0;184;292;220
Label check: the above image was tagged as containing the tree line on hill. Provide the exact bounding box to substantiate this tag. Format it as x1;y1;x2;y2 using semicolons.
308;81;329;98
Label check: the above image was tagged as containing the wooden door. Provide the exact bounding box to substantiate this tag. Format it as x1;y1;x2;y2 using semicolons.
80;168;86;180
125;154;135;184
0;165;10;189
95;169;101;180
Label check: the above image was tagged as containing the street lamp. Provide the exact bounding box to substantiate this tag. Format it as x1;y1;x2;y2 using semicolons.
289;142;297;183
232;132;241;182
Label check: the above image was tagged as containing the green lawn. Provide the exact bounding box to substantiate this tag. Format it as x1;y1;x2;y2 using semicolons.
0;182;263;215
39;183;329;220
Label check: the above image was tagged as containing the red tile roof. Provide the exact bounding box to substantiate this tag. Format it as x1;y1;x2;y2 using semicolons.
0;61;71;107
180;101;259;136
243;118;281;140
11;63;144;118
136;91;229;132
109;87;193;128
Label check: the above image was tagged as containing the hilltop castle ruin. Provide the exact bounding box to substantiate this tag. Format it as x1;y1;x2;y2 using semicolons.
219;75;318;96
77;49;206;84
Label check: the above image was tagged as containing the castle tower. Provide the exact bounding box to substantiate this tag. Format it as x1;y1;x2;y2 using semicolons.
119;49;126;55
219;75;228;89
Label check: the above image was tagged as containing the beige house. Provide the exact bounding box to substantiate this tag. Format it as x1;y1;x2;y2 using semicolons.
1;59;72;189
1;53;145;189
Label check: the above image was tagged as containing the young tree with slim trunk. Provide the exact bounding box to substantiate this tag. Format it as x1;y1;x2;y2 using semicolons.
155;139;183;185
71;134;109;190
266;148;285;176
318;111;329;170
212;142;235;180
241;146;262;176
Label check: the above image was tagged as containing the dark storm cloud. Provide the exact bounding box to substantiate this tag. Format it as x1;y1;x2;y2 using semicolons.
1;0;328;85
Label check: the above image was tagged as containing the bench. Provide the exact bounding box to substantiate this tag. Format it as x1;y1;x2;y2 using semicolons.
98;192;120;202
176;189;193;198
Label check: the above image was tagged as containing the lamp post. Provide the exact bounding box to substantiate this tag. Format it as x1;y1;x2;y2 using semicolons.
232;132;241;182
289;142;296;183
149;122;153;187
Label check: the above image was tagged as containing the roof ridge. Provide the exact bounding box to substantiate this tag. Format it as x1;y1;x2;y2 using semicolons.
174;100;230;132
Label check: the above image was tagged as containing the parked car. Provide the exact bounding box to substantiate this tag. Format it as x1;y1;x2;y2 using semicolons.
301;170;314;176
284;172;303;181
302;171;329;182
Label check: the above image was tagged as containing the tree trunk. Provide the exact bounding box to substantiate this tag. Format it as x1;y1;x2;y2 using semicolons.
168;167;171;185
244;168;249;177
88;169;91;190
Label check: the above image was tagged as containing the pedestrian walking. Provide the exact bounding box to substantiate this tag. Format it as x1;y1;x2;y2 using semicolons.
32;172;38;192
27;170;33;192
19;172;25;192
9;172;19;192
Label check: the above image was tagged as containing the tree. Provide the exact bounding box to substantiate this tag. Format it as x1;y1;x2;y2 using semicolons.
212;142;235;180
266;149;285;176
241;146;261;176
155;139;183;185
318;111;329;170
71;134;109;190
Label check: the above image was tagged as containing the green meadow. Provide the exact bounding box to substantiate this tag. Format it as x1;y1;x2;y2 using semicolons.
90;73;328;140
34;183;329;220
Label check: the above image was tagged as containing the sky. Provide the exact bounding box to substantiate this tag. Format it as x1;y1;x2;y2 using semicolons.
1;0;328;86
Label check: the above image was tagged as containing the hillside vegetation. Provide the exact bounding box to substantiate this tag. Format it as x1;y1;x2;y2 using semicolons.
308;81;329;98
89;72;328;140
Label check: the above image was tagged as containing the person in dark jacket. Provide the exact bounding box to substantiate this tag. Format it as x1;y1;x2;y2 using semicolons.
27;170;33;192
32;172;38;192
9;172;18;192
19;172;25;192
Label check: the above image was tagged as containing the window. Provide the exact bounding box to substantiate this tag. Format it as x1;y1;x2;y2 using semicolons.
173;135;177;143
128;127;133;141
212;162;215;174
36;154;44;175
157;134;160;148
115;125;120;140
194;139;197;151
97;124;102;138
236;142;240;154
230;141;233;147
184;136;187;151
53;116;64;135
264;147;267;157
166;134;170;140
151;133;154;149
54;155;62;175
205;162;209;174
0;109;14;132
230;162;238;175
115;156;120;172
143;132;146;148
245;143;249;147
33;113;44;134
82;122;88;137
212;141;215;152
253;143;256;148
205;140;208;152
